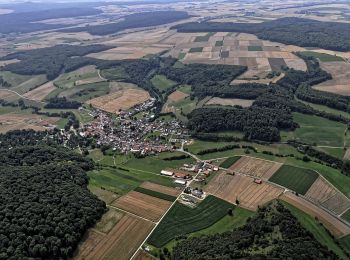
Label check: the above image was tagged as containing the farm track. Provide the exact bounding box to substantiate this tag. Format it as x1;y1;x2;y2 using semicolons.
0;88;46;104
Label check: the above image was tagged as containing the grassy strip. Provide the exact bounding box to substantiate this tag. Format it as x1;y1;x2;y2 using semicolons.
134;187;177;202
269;165;318;195
341;209;350;223
281;200;348;259
338;235;350;257
219;156;241;168
148;195;233;247
300;51;344;62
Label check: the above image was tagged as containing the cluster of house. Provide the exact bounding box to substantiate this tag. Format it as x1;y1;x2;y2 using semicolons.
79;104;188;154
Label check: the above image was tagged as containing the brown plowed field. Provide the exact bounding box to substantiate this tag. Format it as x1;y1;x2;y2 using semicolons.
229;156;282;180
132;250;156;260
112;191;172;222
76;215;154;260
305;177;350;215
140;181;182;197
168;90;188;102
205;172;283;210
280;192;350;238
23;81;56;101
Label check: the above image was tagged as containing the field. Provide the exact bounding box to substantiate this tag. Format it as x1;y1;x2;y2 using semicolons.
269;165;319;195
23;81;56;101
205;97;254;107
88;185;120;204
134;187;177;202
132;250;155;260
147;196;233;247
305;177;350;215
280;192;350;238
282;112;347;147
167;90;189;102
219;156;241;168
205;172;283;210
151;75;176;92
0;112;59;133
300;51;345;62
282;200;348;259
112;191;172;222
313;62;350;96
140;181;182;197
75;214;154;260
229;156;282;180
86;87;150;113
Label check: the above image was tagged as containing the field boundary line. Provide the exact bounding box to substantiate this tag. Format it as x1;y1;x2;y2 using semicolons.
108;205;156;224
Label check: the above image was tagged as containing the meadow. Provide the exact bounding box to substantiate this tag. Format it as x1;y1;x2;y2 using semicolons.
300;51;345;62
147;196;233;247
219;156;241;168
269;165;319;195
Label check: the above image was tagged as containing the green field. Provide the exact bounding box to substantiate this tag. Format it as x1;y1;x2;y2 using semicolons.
100;66;128;81
58;81;110;102
215;40;223;47
134;187;177;202
189;47;203;53
269;165;318;195
178;53;186;59
248;46;263;51
317;147;346;159
300;51;345;62
338;235;350;256
54;68;100;89
341;209;350;223
147;196;233;247
194;32;215;42
151;74;177;92
282;112;347;147
282;201;348;259
219;156;241;168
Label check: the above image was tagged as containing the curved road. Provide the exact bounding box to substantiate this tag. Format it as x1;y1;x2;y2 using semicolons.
0;88;45;104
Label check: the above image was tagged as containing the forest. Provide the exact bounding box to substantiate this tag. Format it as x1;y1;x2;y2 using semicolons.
173;17;350;51
172;201;339;259
61;11;191;35
44;97;81;109
0;130;105;259
0;45;111;80
0;7;101;34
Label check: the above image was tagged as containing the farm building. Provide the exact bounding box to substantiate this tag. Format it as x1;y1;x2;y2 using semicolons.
175;179;187;185
161;170;174;176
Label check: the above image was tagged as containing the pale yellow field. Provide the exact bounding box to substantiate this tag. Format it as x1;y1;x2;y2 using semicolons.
23;81;56;101
206;97;254;107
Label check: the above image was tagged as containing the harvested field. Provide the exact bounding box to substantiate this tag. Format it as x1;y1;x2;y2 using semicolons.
23;81;55;101
0;113;58;133
205;172;283;210
76;215;154;260
229;156;282;180
168;90;188;102
75;77;104;86
140;181;182;197
313;62;350;96
268;58;287;71
206;97;254;107
132;250;155;260
305;176;350;215
86;88;150;113
280;192;350;238
112;191;172;222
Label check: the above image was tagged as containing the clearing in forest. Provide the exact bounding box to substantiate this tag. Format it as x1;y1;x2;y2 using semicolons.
205;97;254;107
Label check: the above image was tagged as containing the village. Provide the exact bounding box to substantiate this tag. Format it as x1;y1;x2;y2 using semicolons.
79;98;189;155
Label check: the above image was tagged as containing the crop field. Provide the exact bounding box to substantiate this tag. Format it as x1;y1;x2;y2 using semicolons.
269;165;318;195
305;177;350;215
88;185;120;204
167;90;189;102
205;97;254;107
75;214;154;260
229;156;282;180
313;62;350;96
151;75;177;92
300;51;345;62
342;209;350;223
283;112;347;147
23;81;56;101
205;172;283;210
140;181;182;197
134;187;177;202
132;250;154;260
86;87;150;113
280;192;350;238
219;156;241;168
147;196;233;247
112;191;172;222
0;112;59;133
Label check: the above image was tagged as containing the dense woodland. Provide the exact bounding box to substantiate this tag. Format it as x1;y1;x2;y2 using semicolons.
44;97;81;109
0;7;101;34
61;11;191;35
0;130;105;259
172;201;339;259
0;45;112;80
173;17;350;51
